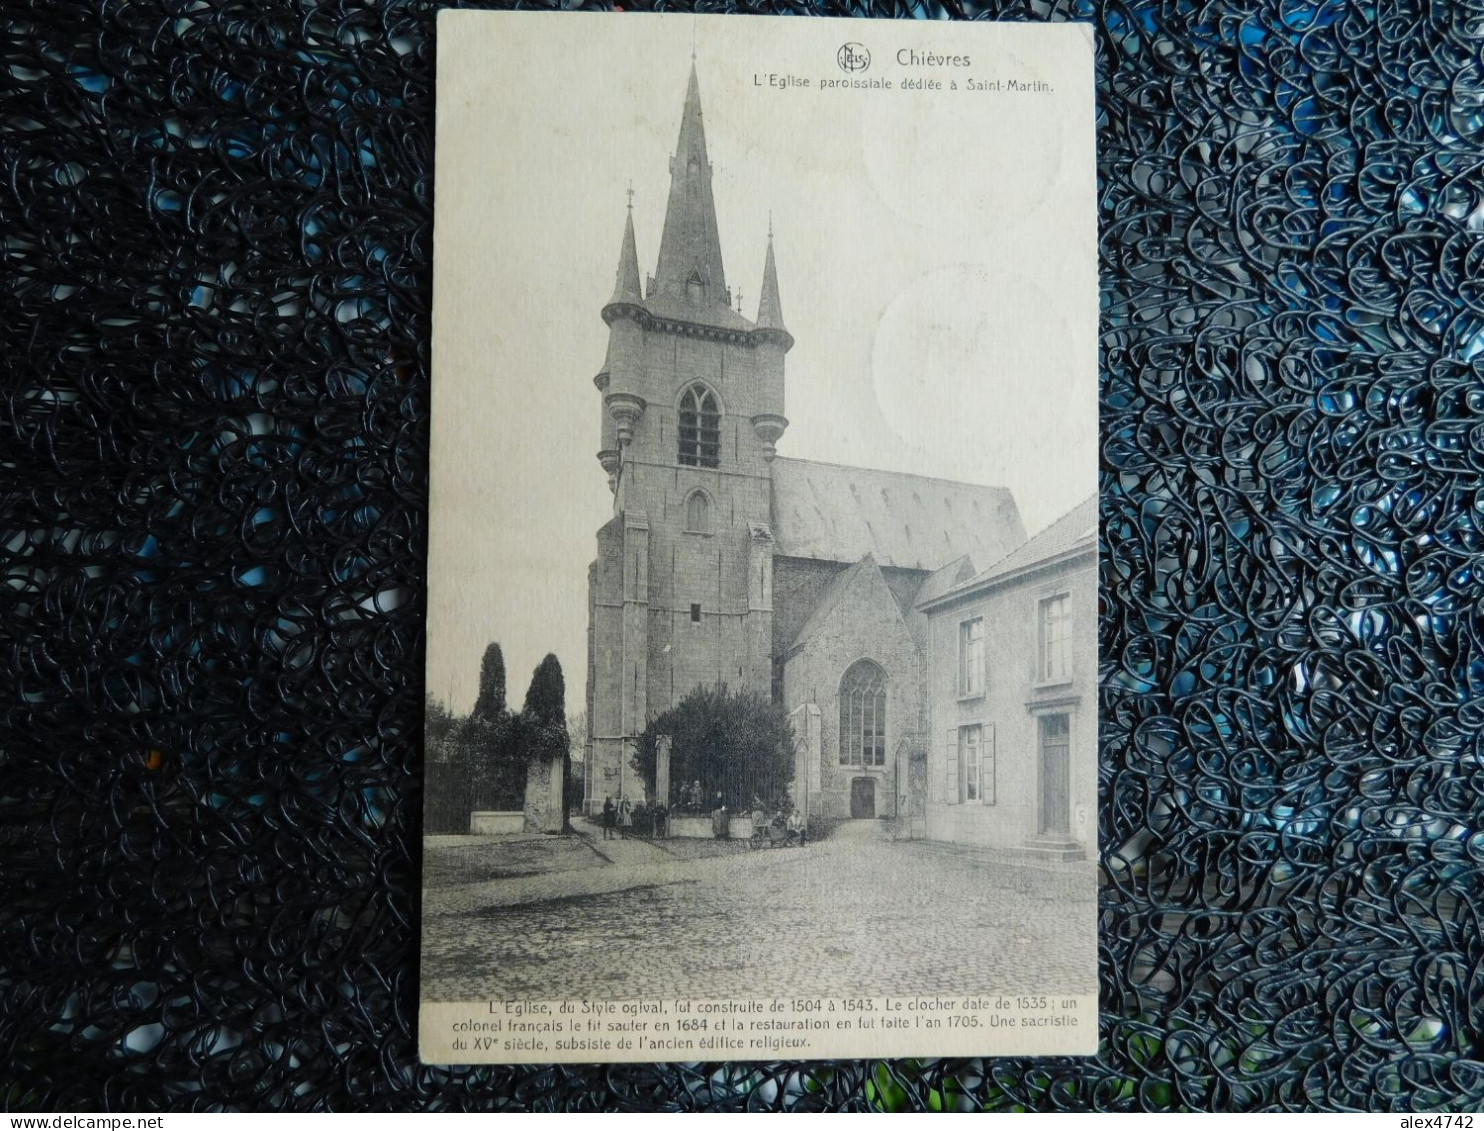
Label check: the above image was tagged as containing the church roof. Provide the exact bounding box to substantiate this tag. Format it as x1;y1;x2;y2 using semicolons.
769;458;1026;572
913;555;977;607
651;65;732;318
787;554;881;652
924;494;1096;608
638;288;756;333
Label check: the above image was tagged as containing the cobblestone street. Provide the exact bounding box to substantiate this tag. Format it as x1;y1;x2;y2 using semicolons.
422;823;1096;1003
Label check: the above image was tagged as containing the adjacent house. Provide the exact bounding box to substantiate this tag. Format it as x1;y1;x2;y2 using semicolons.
917;496;1097;861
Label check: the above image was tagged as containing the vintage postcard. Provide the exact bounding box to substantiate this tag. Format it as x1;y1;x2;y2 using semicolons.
421;10;1098;1063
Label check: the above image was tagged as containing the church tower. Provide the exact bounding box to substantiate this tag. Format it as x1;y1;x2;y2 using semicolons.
585;64;793;808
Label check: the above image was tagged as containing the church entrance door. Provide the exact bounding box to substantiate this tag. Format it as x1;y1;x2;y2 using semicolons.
849;777;876;819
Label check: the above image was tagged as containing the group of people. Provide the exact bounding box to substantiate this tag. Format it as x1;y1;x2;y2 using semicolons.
599;785;806;844
673;780;714;815
598;796;668;840
751;802;807;845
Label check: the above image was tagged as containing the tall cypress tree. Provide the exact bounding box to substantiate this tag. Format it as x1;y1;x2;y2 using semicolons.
521;653;571;826
472;642;507;722
518;653;569;769
523;653;565;728
462;642;520;809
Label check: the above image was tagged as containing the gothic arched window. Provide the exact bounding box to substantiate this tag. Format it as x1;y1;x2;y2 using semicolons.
684;489;711;534
839;659;887;767
678;384;721;468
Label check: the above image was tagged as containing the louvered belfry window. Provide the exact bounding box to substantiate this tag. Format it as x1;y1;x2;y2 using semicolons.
678;384;721;468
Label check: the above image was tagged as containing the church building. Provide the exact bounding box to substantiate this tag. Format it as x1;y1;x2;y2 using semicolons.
584;65;1054;828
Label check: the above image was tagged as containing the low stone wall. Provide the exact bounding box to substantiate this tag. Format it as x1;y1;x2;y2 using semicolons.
469;811;524;836
667;814;755;840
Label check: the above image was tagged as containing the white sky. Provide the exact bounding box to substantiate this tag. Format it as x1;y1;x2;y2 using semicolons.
428;13;1096;713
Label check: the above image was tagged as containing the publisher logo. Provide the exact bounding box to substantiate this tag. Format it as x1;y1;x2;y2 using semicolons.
837;43;871;74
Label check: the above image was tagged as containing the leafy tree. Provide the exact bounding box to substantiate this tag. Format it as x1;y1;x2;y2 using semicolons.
460;711;522;810
426;649;580;830
423;645;528;828
424;694;458;761
565;709;588;816
566;709;588;753
633;685;795;809
472;642;507;721
424;692;522;830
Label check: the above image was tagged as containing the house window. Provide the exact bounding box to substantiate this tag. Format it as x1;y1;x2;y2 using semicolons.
678;384;720;468
1038;593;1071;682
959;724;981;803
690;603;702;623
839;659;887;767
954;723;995;805
684;490;711;534
958;617;984;696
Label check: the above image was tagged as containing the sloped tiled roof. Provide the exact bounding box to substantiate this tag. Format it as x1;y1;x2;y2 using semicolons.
638;289;755;333
769;458;1025;572
930;494;1097;604
913;554;977;608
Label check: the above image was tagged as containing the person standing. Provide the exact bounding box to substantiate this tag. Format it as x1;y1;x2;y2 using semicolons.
618;798;633;838
601;796;616;840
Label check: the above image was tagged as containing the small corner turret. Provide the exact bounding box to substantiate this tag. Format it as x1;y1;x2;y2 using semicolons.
604;190;644;316
753;221;792;349
751;222;790;460
596;191;646;493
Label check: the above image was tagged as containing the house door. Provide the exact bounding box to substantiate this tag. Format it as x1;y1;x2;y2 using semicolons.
1038;715;1070;836
850;777;876;819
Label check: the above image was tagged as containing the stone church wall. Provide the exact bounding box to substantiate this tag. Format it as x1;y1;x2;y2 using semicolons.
589;515;626;745
587;467;777;808
639;475;775;717
781;563;923;821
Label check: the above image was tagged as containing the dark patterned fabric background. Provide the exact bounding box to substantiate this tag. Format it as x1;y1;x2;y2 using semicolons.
2;0;1482;1112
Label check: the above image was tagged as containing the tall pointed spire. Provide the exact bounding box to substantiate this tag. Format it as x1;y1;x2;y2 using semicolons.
755;225;786;334
653;64;728;308
609;191;643;306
